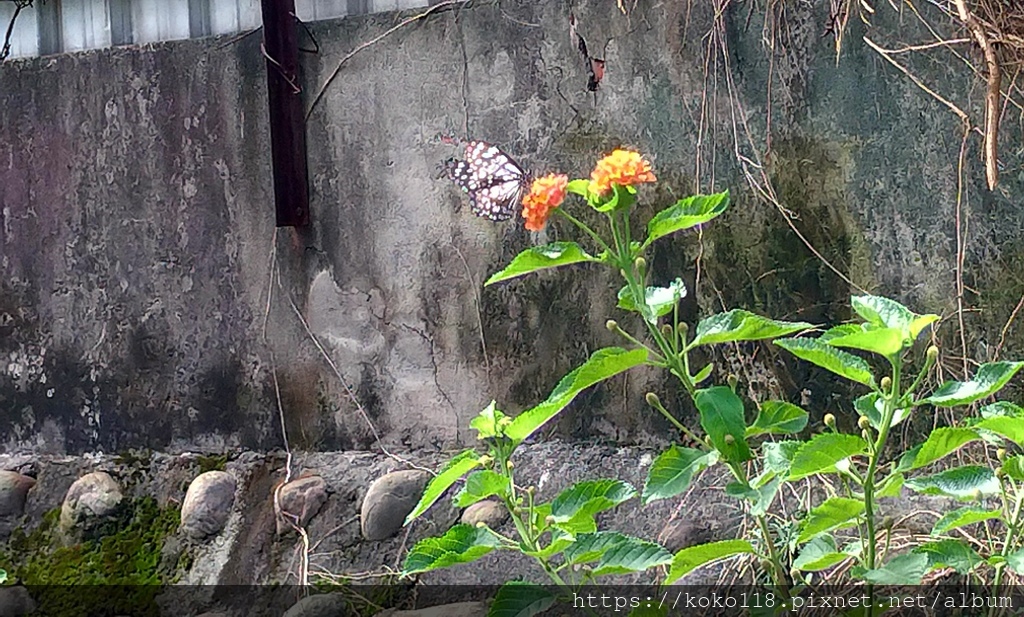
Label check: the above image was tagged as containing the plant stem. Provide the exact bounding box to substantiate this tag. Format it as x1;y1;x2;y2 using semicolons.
555;209;612;256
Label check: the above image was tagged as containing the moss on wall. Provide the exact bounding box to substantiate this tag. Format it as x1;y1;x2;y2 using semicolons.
0;497;181;616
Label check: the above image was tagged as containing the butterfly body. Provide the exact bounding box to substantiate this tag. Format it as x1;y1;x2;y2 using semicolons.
442;140;530;222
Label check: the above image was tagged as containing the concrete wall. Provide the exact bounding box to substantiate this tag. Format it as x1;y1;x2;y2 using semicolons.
1;0;1021;455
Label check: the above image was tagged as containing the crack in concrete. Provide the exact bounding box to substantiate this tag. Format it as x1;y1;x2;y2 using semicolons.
400;322;455;412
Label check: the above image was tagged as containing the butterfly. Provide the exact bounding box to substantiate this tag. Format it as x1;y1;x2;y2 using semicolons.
441;140;531;222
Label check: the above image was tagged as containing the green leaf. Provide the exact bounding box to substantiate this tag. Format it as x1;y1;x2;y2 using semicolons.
550;479;636;533
566;179;590;197
1006;549;1024;575
1003;455;1024;481
506;348;648;444
642;445;717;504
851;295;939;341
826;327;904;358
931;506;1001;536
788;434;869;481
563;532;673;576
774;337;875;388
488;582;556;617
975;416;1024;448
747;401;809;437
914;539;982;574
695;387;751;462
906;466;1000;500
692;363;714;385
797;497;865;544
906;427;980;470
453;470;510;508
818;324;864;343
690;310;812;348
405;450;480;525
981;401;1024;419
854;393;911;431
923;362;1024;407
592;183;637;213
793;536;851;572
470;401;510;440
877;472;905;498
617;278;687;324
664;539;755;586
750;476;783;517
763;440;803;475
485;242;597;286
402;524;501;575
643;192;730;249
858;553;928;585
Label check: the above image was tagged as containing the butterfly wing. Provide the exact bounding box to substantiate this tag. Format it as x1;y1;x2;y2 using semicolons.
444;141;528;222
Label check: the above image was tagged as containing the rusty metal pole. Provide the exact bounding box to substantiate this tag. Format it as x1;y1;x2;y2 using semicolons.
261;0;310;227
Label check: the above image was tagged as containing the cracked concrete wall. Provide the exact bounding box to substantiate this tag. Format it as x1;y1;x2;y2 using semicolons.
1;1;1022;454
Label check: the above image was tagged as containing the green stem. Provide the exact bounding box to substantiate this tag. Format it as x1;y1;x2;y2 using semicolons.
555;209;612;256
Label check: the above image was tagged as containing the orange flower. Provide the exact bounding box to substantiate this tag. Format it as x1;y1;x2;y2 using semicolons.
521;173;568;231
588;149;656;196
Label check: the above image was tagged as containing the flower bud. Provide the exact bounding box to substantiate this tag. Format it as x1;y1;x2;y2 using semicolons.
635;257;647;272
724;434;736;445
677;322;688;336
527;486;536;496
498;417;513;428
506;460;514;470
861;429;872;441
727;374;738;391
927;346;939;362
998;448;1007;462
478;455;493;467
882;516;894;530
620;269;628;279
545;515;555;525
645;392;661;408
661;324;674;339
476;521;486;528
824;414;836;430
972;489;983;501
606;319;619;332
858;416;871;431
881;376;892;393
997;467;1007;480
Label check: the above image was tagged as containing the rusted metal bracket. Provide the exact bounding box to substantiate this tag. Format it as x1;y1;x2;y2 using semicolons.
261;0;310;227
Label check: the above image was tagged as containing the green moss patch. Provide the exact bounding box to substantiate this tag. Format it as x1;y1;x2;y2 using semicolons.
0;497;180;616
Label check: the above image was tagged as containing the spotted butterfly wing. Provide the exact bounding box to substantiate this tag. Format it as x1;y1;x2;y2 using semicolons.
442;141;529;222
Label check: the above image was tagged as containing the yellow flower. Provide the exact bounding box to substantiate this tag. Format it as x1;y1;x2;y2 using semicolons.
521;173;568;232
588;149;656;196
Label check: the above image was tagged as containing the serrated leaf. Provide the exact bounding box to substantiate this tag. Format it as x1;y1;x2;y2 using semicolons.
923;362;1024;407
788;434;869;481
564;532;672;576
877;472;904;498
643;192;730;249
695;387;751;462
793;536;850;572
488;581;556;617
826;327;905;358
854;392;910;432
763;440;803;475
506;348;648;444
750;476;783;517
975;416;1024;448
747;401;809;437
774;337;876;387
470;401;510;440
618;278;687;324
906;427;980;470
1003;455;1024;481
819;324;865;342
402;525;501;575
981;401;1024;419
690;310;812;348
453;470;510;508
851;295;938;341
485;242;597;286
1006;549;1024;575
797;497;865;544
551;479;636;533
914;539;982;574
642;445;717;504
931;506;1001;536
406;449;480;524
906;466;1000;500
664;540;755;585
858;553;928;585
